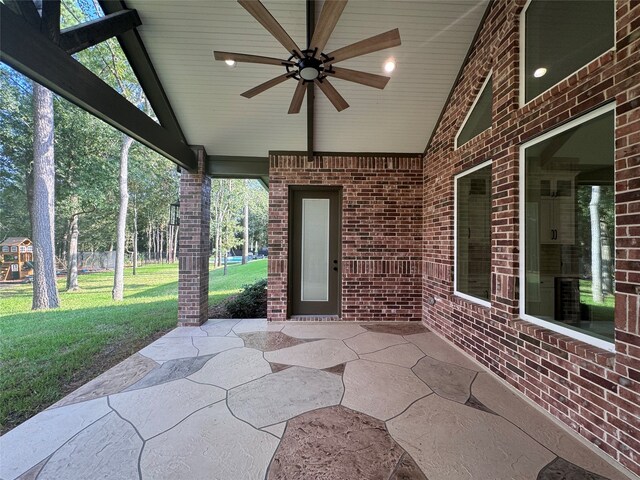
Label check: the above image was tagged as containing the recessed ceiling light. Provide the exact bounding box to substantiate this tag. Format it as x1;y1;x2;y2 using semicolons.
384;59;396;73
225;59;237;67
533;67;547;78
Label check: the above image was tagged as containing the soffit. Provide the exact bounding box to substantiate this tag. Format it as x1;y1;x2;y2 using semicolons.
127;0;488;156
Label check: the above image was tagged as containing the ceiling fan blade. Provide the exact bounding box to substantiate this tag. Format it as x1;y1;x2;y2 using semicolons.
288;80;307;114
310;0;348;57
241;73;294;98
314;78;349;112
237;0;302;57
326;28;401;64
214;51;294;66
326;66;390;89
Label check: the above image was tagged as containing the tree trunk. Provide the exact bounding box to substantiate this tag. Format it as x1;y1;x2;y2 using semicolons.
66;213;80;291
31;83;60;310
132;198;138;276
590;186;603;303
223;252;228;276
173;226;179;262
166;225;172;263
215;228;220;268
112;135;133;301
601;220;613;295
156;227;160;262
146;225;152;264
242;200;249;264
160;228;165;263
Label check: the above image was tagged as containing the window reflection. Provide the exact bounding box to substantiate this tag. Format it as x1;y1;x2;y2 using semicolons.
524;110;614;341
524;0;613;102
456;163;492;303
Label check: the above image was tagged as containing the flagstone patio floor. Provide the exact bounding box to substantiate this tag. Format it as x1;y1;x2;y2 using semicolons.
1;319;634;480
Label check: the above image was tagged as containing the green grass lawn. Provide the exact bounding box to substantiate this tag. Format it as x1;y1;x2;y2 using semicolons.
579;279;615;309
0;259;267;433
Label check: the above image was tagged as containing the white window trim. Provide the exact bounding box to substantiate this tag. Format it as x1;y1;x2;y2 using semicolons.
455;72;492;149
519;0;616;107
518;102;616;352
454;159;492;308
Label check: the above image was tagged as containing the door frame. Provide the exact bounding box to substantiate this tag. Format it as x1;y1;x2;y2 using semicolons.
287;185;342;318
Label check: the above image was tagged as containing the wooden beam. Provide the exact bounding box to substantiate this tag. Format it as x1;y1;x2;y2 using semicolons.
3;0;40;28
98;0;188;144
207;156;269;178
59;9;141;55
0;4;196;171
39;0;60;43
306;0;315;161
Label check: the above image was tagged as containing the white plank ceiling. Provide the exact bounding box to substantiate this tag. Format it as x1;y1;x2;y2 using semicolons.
127;0;488;156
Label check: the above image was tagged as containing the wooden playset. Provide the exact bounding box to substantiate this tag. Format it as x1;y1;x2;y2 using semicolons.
1;237;33;281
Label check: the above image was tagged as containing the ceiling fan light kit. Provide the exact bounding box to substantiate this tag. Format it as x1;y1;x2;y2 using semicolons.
213;0;401;114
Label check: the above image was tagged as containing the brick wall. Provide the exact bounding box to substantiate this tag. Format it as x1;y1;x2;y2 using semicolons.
268;153;423;322
178;147;211;326
422;0;640;474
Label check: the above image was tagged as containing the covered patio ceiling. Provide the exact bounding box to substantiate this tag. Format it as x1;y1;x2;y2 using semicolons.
118;0;487;157
1;0;488;175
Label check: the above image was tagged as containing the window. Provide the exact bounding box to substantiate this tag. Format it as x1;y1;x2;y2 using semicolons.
522;0;614;103
521;104;615;349
455;161;492;306
456;76;492;148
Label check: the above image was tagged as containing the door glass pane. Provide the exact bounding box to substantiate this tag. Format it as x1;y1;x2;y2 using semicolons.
524;110;614;341
301;198;330;302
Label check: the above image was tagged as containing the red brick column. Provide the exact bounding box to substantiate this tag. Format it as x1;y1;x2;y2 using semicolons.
178;146;211;326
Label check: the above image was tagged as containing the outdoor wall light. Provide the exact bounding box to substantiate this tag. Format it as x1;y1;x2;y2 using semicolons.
225;59;237;67
533;67;547;78
169;202;180;227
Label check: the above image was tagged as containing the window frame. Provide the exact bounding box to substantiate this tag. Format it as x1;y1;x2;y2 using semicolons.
454;72;492;149
518;102;616;352
519;0;616;107
454;159;493;308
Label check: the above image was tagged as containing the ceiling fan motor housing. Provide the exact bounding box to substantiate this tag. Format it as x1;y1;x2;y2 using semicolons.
296;53;325;81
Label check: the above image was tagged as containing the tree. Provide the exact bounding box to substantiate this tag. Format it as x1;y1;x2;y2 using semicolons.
248;182;268;252
65;0;147;299
1;2;184;296
31;82;60;309
589;186;603;303
112;135;133;300
65;196;80;291
242;182;249;264
210;179;244;274
28;0;63;310
53;85;119;291
0;67;33;241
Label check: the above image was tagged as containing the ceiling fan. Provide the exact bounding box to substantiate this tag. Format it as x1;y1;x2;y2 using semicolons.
213;0;401;114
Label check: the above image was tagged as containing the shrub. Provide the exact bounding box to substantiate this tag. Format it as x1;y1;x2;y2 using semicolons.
225;278;267;318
